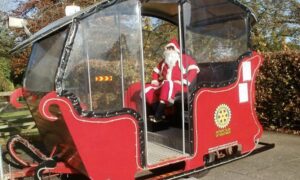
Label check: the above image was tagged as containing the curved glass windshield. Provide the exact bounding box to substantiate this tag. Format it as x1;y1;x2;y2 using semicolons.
62;0;143;113
183;0;249;63
25;29;67;92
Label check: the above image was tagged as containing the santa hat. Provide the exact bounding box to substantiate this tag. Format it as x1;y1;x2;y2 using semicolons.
165;38;180;53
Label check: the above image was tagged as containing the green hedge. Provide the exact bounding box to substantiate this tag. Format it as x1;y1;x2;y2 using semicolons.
256;51;300;130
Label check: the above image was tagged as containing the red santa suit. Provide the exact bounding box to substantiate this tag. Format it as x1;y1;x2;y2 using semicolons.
145;39;199;105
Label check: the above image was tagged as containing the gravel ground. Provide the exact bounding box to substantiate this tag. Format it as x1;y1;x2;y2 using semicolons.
196;131;300;180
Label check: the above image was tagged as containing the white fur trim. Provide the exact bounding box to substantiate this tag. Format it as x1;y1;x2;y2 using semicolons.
144;85;160;95
151;80;159;86
153;67;160;74
167;81;174;103
166;67;173;81
161;63;166;73
174;80;182;85
165;43;180;53
187;64;200;73
144;86;153;94
183;79;190;86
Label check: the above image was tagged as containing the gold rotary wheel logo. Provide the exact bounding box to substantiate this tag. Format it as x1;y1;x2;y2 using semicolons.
214;104;231;129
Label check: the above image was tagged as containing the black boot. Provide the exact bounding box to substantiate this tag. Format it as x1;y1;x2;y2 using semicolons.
146;103;154;116
154;102;166;121
151;102;159;115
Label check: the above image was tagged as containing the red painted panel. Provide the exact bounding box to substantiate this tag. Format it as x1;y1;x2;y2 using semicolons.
186;53;264;170
10;88;24;108
39;92;142;179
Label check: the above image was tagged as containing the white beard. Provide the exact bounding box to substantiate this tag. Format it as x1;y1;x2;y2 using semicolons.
163;50;179;67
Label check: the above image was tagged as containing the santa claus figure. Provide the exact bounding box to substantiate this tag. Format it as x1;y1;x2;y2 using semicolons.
145;38;199;122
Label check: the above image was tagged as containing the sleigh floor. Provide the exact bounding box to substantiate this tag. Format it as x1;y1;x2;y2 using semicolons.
147;127;190;165
147;141;185;165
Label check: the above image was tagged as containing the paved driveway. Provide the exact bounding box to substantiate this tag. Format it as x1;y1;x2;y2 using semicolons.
195;131;300;180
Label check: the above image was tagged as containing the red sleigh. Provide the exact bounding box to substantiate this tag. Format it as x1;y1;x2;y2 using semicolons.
5;0;274;179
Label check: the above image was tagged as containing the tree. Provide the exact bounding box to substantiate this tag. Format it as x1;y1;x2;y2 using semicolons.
142;16;178;82
13;0;103;34
241;0;300;52
10;0;102;84
9;0;300;85
142;17;178;61
0;27;14;91
10;1;177;84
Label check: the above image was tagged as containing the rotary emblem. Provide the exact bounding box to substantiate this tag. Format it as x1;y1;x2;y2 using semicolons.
214;104;231;129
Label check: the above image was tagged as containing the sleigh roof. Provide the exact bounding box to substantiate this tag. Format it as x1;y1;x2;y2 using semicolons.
11;0;256;53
